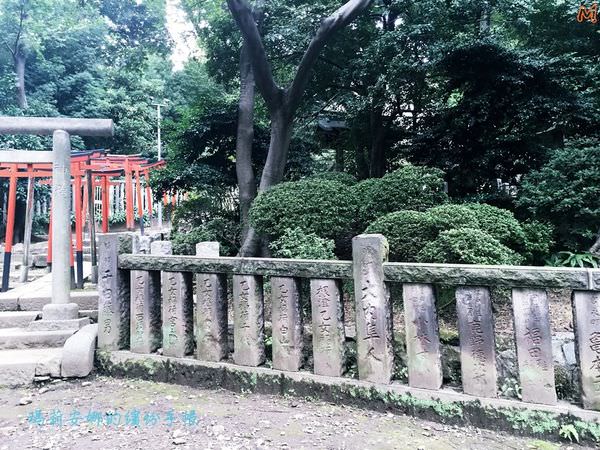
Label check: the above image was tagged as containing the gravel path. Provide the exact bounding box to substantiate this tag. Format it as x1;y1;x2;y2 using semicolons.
0;376;586;449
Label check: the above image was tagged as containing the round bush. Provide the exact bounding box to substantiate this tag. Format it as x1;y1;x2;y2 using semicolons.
426;204;480;234
353;164;448;227
249;179;358;241
416;228;524;265
270;228;336;260
308;171;357;186
464;203;526;249
365;211;436;262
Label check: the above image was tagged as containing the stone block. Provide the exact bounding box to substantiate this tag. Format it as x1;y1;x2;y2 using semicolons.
573;290;600;409
271;277;303;372
352;234;394;384
233;275;265;367
512;288;556;405
456;286;497;397
61;324;98;378
310;279;345;377
404;283;442;390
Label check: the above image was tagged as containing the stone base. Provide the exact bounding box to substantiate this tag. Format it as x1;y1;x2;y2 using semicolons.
42;303;79;320
28;317;90;332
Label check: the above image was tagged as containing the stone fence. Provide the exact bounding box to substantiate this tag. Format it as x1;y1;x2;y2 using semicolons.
97;232;600;414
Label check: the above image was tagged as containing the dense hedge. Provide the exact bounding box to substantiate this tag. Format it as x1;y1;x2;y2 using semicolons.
270;227;336;260
249;179;358;242
416;228;524;265
353;164;448;227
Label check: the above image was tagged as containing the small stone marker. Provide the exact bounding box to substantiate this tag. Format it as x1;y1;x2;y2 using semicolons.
233;274;265;367
195;242;228;361
152;241;194;357
310;279;345;377
456;286;497;397
403;283;443;390
512;288;556;405
573;290;600;410
97;233;133;350
271;277;303;372
352;234;394;384
130;235;161;354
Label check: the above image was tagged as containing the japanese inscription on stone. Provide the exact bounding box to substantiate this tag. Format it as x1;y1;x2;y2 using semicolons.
271;277;303;372
456;286;497;397
573;291;600;410
233;275;265;367
403;283;442;390
512;288;556;405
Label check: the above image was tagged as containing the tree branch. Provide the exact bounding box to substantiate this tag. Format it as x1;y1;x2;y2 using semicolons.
227;0;282;110
287;0;374;113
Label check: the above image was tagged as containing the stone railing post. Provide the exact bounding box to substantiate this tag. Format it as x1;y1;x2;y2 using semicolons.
97;232;133;350
152;241;194;358
195;242;228;361
573;290;600;410
233;274;265;367
352;234;394;384
271;277;303;371
130;235;161;354
512;288;556;405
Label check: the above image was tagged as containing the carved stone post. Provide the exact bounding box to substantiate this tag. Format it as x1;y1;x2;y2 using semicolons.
272;277;303;371
195;242;228;361
97;232;133;350
153;241;194;357
310;279;345;376
233;274;265;367
352;234;394;384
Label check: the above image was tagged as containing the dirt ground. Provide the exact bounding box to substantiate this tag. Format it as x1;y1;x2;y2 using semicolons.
0;376;589;450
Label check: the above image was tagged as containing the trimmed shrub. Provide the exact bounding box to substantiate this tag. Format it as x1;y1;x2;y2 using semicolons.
416;228;524;265
249;179;358;241
270;228;336;260
365;211;436;262
353;164;448;227
171;218;240;256
308;171;357;186
426;204;479;233
464;203;526;249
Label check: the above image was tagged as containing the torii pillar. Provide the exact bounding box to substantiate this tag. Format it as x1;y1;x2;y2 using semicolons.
0;117;113;327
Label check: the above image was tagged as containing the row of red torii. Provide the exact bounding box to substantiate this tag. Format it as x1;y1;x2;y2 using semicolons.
0;149;172;292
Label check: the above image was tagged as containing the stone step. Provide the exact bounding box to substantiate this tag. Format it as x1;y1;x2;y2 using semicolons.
11;291;98;312
0;327;76;350
0;311;40;328
0;347;62;386
0;310;97;328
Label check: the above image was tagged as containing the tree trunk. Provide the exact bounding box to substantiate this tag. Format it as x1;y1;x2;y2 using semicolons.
369;106;386;178
236;43;257;243
14;50;27;110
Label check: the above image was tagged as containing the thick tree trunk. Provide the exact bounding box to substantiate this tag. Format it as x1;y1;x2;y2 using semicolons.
236;43;257;243
369;107;386;178
14;51;27;110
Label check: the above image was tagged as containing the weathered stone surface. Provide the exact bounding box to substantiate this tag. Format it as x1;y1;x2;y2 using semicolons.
129;235;162;354
573;290;600;410
271;277;303;372
512;288;556;405
97;233;133;350
119;254;600;290
310;279;345;377
152;241;194;358
456;286;497;397
404;283;442;390
195;242;228;362
232;275;265;367
61;324;98;377
352;235;394;384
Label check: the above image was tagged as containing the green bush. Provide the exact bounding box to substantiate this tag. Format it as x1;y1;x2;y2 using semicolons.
308;171;357;186
171;218;240;256
465;203;526;249
353;164;448;227
270;227;336;260
416;228;524;265
426;204;479;233
249;179;358;242
365;211;436;262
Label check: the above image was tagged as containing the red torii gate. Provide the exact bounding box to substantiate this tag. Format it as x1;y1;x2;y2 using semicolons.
0;151;167;291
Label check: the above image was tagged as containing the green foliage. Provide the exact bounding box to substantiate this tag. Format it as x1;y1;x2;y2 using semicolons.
307;171;357;186
269;227;336;260
517;140;600;252
250;179;358;243
365;211;435;262
546;252;600;269
559;424;579;443
417;228;524;265
354;164;448;228
171;218;240;256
